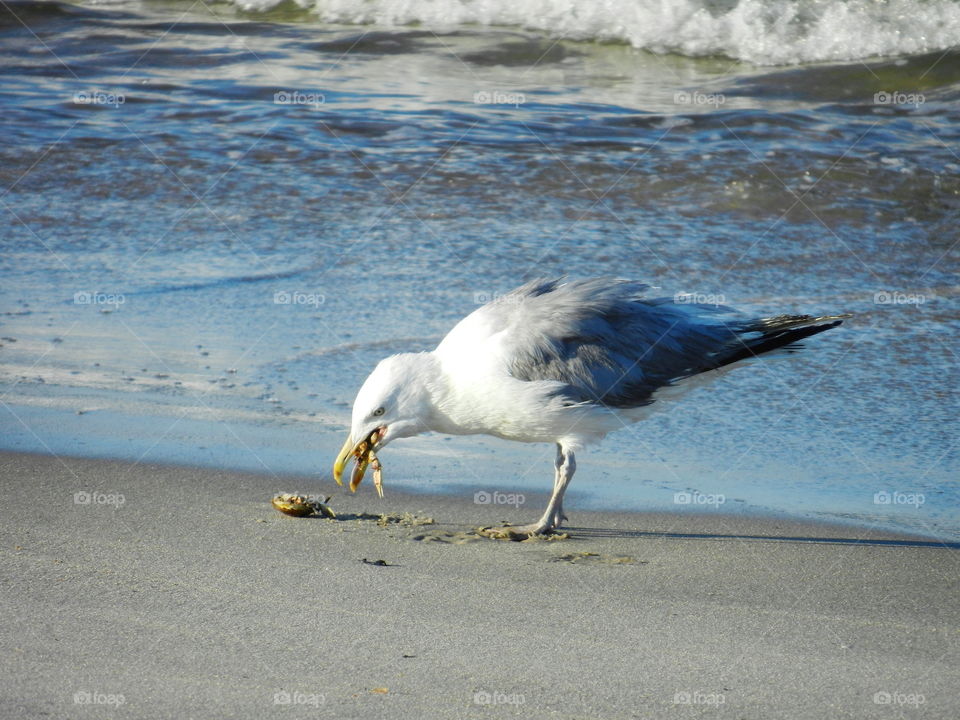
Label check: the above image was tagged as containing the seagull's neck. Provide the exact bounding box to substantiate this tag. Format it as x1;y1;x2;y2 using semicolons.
413;350;521;438
402;351;461;435
396;351;489;437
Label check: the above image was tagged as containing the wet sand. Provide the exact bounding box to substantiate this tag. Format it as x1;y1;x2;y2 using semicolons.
1;451;957;719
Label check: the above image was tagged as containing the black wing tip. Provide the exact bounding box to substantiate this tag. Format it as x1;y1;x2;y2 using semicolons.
754;313;852;331
714;315;848;369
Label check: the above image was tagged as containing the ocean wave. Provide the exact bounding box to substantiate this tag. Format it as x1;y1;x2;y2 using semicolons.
221;0;960;65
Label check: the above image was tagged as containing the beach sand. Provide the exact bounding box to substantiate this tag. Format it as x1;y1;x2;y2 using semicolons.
1;450;957;719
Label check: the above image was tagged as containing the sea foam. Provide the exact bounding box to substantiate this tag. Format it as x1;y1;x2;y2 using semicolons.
228;0;960;65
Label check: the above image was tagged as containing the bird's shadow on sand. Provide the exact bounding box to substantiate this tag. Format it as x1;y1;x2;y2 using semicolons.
562;526;960;549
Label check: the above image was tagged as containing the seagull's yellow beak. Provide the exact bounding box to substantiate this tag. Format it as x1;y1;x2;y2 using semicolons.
333;435;356;488
333;428;382;493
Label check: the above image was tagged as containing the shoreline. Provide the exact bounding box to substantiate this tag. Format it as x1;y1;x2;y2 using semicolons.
3;450;958;719
2;431;955;543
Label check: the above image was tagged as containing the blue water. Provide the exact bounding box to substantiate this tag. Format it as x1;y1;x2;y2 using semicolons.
1;0;958;540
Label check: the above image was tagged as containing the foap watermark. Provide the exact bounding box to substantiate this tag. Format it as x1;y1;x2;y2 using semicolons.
673;690;725;706
287;493;328;504
74;690;125;706
873;291;927;306
473;90;526;107
474;490;525;508
73;90;125;108
273;290;325;307
472;291;523;306
273;690;325;707
473;690;525;706
873;690;925;707
873;91;925;108
873;491;925;508
274;90;325;109
74;291;125;308
74;490;125;508
673;91;725;108
674;491;725;508
674;291;726;307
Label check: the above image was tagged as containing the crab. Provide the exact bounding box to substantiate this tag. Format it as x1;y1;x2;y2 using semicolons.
270;493;336;518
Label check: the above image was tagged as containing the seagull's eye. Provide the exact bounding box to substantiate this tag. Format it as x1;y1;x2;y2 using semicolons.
372;406;385;417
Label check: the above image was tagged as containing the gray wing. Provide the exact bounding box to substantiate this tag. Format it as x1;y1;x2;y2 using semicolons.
490;278;845;409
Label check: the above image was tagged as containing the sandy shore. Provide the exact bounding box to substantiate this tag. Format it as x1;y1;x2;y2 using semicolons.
1;450;957;719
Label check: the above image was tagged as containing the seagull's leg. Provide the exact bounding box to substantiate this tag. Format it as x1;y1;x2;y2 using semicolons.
480;445;575;538
542;446;575;531
550;442;569;527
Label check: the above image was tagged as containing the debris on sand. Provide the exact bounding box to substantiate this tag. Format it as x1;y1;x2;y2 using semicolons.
548;552;640;565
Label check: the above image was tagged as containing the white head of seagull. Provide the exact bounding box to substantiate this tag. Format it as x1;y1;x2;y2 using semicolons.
333;277;849;538
333;353;443;491
356;353;443;442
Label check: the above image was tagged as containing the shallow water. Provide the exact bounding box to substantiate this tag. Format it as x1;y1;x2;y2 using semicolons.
1;0;958;540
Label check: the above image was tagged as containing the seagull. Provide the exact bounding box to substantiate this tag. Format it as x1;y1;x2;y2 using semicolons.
333;278;848;537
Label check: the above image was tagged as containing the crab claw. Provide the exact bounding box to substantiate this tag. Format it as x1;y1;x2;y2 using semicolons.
349;451;371;493
370;451;384;498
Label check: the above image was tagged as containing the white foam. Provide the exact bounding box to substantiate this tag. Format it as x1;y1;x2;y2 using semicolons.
227;0;960;65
